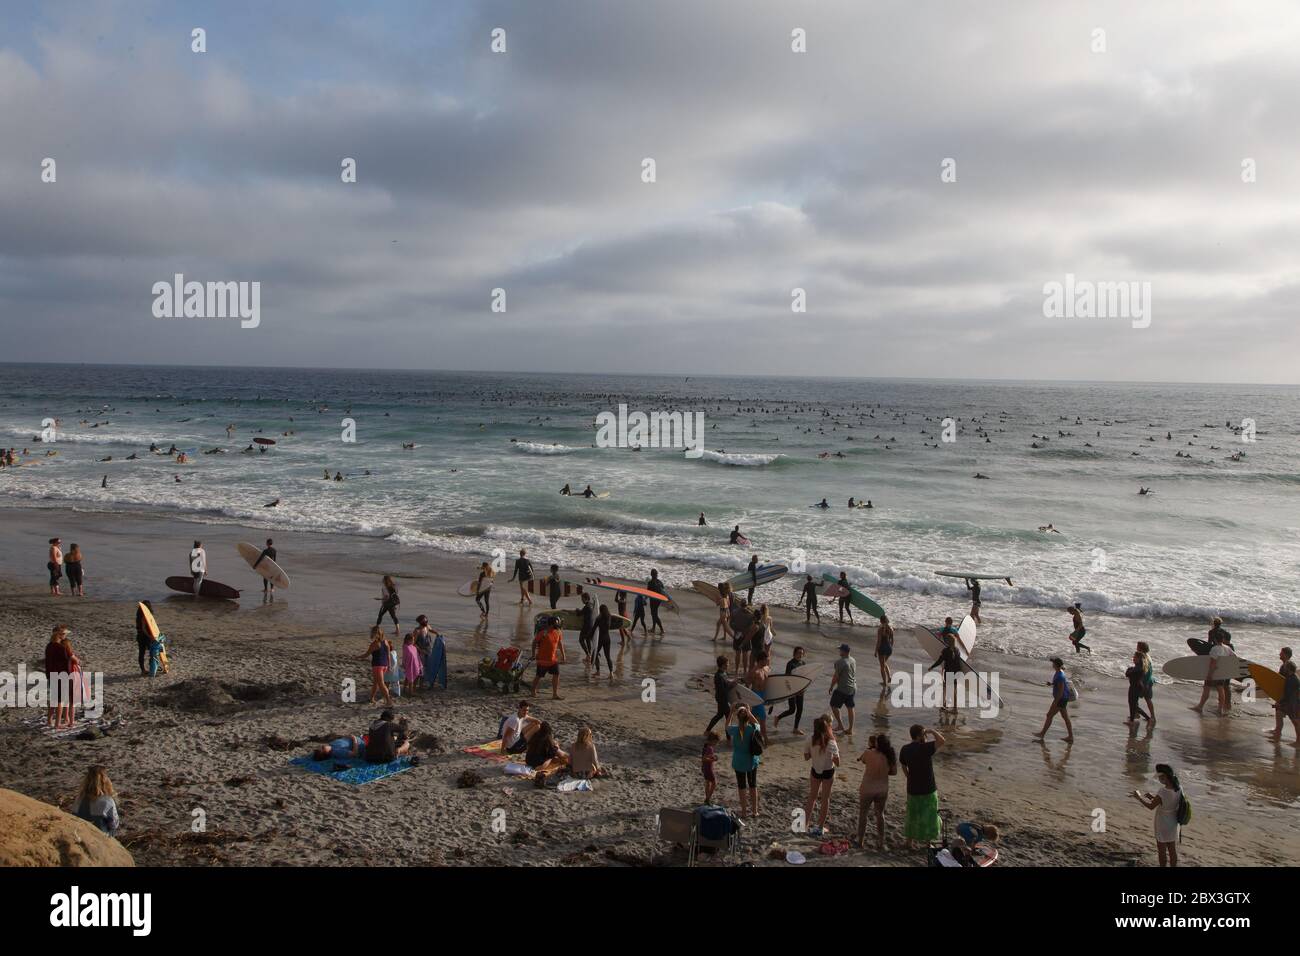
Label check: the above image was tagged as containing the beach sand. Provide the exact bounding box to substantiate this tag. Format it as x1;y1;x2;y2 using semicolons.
1;507;1297;867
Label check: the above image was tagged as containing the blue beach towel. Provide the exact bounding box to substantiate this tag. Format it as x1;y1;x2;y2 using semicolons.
291;754;415;786
424;635;447;690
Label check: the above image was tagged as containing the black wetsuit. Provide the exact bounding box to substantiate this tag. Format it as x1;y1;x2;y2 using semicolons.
746;557;759;603
775;657;808;729
578;602;596;659
706;668;731;734
547;574;562;609
592;613;613;673
376;584;399;628
800;580;820;622
647;579;666;633
256;546;277;591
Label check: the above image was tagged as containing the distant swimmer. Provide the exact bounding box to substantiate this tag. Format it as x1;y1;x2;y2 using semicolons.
125;453;138;460
243;445;256;453
730;525;743;544
814;499;830;509
973;473;990;479
323;469;331;479
98;456;112;463
848;497;857;508
402;442;416;449
1138;487;1153;495
582;484;595;498
149;443;159;452
1067;603;1090;653
864;500;873;509
264;498;280;508
174;474;182;483
1038;524;1061;534
101;475;107;488
698;512;707;526
334;472;344;481
560;484;572;496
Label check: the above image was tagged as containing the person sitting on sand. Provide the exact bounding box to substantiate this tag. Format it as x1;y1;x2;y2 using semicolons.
501;700;541;754
72;765;121;837
569;726;607;779
365;711;411;764
524;721;569;783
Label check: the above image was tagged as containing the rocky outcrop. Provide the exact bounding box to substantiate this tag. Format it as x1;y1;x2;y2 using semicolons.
0;787;134;866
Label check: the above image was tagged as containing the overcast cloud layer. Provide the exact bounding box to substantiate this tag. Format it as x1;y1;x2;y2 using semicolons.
2;0;1299;382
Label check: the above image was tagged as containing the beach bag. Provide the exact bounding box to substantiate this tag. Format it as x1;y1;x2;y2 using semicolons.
1176;792;1192;827
747;726;764;757
1064;678;1078;703
696;805;739;840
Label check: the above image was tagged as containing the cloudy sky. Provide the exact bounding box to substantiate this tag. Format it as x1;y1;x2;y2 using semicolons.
3;0;1299;382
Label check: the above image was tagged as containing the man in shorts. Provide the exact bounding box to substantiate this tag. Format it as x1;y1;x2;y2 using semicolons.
530;616;566;700
829;643;857;735
502;699;540;754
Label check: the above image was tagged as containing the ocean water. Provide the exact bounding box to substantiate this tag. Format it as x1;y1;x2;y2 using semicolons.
3;364;1298;670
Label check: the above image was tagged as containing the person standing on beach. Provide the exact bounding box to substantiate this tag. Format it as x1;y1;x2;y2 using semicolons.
1267;659;1299;741
1034;657;1075;741
45;625;73;729
836;571;853;623
797;575;820;623
531;617;566;700
592;604;615;677
632;592;648;635
802;714;840;837
875;615;894;686
615;589;631;645
1067;604;1090;653
899;724;945;850
1132;763;1184;867
362;626;393;706
702;732;720;804
577;592;596;664
546;564;562;609
829;643;857;736
188;540;206;598
510;549;534;606
748;651;771;743
376;575;400;635
726;704;762;819
1125;650;1153;725
772;646;808;736
253;538;277;594
855;733;897;852
928;632;964;712
1192;623;1234;715
47;537;64;596
401;633;423;695
1137;641;1157;724
713;582;734;642
474;562;493;618
646;569;667;635
64;543;85;597
745;554;759;603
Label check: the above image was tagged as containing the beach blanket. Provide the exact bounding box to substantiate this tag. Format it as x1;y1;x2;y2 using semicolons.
22;714;123;739
463;739;511;762
291;754;415;786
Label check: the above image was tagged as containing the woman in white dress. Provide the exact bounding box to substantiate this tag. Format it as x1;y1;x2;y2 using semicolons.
1132;763;1183;867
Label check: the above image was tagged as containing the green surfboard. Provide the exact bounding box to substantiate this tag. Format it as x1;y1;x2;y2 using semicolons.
821;572;885;619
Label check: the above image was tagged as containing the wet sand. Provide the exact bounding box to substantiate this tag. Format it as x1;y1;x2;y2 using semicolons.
1;506;1296;866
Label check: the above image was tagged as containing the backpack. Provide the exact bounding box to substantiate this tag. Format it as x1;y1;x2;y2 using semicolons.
1176;791;1192;826
747;725;764;757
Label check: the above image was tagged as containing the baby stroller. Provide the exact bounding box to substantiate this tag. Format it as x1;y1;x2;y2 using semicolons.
477;646;528;693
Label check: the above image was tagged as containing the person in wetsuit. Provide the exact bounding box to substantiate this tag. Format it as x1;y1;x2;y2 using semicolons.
797;574;820;623
646;569;667;636
509;548;534;606
928;632;965;711
1068;603;1090;653
577;593;596;663
546;564;562;609
746;554;760;603
592;604;615;676
254;538;277;593
965;577;981;622
730;525;742;544
698;512;707;526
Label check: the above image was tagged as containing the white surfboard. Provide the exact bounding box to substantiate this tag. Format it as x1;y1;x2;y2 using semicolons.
907;625;1003;710
958;615;977;655
761;673;812;705
1162;654;1251;682
236;542;290;589
728;683;763;708
457;577;492;597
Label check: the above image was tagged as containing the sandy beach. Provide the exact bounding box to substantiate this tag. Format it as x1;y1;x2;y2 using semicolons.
2;505;1296;868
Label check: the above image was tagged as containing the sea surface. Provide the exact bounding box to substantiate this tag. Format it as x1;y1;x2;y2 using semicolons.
3;364;1298;673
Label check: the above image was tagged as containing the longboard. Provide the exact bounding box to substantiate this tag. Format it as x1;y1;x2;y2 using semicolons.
138;602;160;640
820;573;885;619
569;576;676;609
165;575;240;600
458;577;493;597
936;570;1014;585
907;625;1003;709
724;563;789;591
1246;662;1286;703
957;614;977;656
236;542;290;589
760;673;812;705
1162;654;1251;682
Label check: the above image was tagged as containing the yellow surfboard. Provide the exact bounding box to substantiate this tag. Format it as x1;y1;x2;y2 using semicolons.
138;601;160;640
1247;662;1285;703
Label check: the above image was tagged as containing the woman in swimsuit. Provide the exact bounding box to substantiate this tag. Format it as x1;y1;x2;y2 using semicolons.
47;537;63;595
65;543;85;596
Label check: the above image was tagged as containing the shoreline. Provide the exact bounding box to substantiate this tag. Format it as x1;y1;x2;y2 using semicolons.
1;505;1297;867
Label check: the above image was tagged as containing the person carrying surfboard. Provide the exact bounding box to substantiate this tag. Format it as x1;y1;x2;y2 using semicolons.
745;554;759;603
965;578;981;623
928;629;964;712
189;540;206;599
646;569;667;636
254;538;277;593
836;571;853;623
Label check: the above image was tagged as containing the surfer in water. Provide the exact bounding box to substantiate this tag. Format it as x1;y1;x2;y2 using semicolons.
698;512;707;526
264;498;279;508
559;484;571;496
582;484;596;498
814;498;830;509
1139;486;1153;495
730;525;743;544
1068;604;1090;653
254;538;276;594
